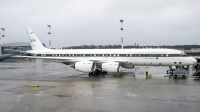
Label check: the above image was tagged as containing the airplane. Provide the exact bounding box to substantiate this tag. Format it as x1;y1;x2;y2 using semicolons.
0;47;18;61
24;27;197;74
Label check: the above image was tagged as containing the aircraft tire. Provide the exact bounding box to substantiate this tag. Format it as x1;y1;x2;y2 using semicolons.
173;75;178;79
95;69;100;74
182;75;186;79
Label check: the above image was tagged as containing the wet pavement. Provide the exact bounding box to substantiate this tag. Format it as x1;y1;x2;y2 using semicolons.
0;58;200;112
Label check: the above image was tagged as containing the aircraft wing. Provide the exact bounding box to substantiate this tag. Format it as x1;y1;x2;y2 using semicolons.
0;54;15;61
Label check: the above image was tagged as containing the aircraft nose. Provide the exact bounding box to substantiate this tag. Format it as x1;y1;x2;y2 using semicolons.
190;57;197;65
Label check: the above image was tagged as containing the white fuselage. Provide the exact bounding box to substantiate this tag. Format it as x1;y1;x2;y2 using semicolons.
27;48;196;67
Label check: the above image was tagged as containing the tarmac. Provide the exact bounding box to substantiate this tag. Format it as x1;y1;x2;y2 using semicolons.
0;58;200;112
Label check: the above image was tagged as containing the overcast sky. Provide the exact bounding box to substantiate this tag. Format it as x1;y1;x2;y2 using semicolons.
0;0;200;48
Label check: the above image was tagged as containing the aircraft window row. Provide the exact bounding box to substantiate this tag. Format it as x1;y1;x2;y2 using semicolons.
39;54;182;57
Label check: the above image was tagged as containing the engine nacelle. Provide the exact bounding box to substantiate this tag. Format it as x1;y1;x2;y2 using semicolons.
75;61;95;72
102;62;120;72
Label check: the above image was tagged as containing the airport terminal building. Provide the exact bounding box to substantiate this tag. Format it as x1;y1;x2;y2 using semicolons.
0;42;31;55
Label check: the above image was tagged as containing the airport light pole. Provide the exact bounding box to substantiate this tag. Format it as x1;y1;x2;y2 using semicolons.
0;31;1;44
1;28;5;44
47;25;51;48
120;20;124;49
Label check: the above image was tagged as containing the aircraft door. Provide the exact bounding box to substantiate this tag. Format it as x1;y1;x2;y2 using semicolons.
105;53;108;58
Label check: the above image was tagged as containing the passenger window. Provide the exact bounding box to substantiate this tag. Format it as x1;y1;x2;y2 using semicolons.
179;62;181;64
174;62;176;64
166;54;168;57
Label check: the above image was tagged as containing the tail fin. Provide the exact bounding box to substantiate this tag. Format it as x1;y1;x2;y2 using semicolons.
26;27;47;50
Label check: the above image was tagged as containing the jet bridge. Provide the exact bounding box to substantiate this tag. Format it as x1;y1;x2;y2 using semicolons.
193;57;200;77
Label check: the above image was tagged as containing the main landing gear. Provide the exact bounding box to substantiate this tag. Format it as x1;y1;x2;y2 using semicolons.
88;69;107;77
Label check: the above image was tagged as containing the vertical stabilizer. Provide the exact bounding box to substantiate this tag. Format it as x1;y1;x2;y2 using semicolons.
26;27;47;50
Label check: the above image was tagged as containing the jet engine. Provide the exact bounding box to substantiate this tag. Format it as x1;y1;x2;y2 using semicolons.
102;62;120;72
74;61;95;72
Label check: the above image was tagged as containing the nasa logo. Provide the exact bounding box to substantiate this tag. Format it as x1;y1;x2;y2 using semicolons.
30;39;36;42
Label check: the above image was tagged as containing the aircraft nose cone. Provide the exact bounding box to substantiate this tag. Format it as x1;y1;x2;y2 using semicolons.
191;57;197;65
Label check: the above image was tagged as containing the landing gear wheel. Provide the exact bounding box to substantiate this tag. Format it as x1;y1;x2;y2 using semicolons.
88;72;93;77
182;75;186;79
94;69;100;74
173;75;178;79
